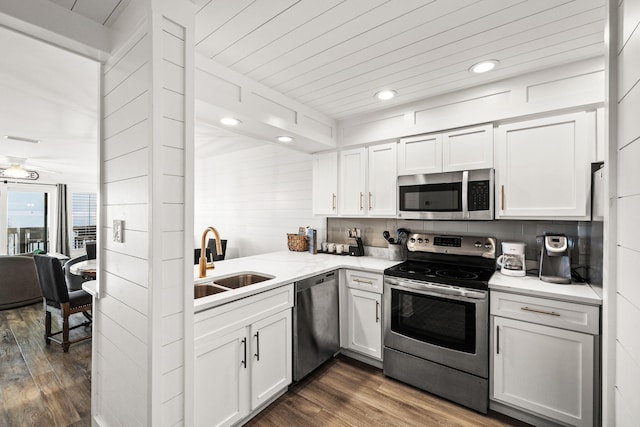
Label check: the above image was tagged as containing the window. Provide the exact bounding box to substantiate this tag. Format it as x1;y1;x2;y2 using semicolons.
72;192;96;250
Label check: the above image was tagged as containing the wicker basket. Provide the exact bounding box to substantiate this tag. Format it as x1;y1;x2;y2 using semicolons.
287;234;309;252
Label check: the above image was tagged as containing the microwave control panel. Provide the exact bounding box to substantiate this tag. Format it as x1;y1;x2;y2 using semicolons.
468;180;490;211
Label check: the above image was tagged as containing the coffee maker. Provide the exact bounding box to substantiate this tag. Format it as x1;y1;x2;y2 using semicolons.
496;242;526;277
537;234;572;284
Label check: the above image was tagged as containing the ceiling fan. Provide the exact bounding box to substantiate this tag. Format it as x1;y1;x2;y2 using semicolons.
0;156;57;180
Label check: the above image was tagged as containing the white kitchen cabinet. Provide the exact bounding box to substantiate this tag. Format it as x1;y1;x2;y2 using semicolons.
312;151;338;215
495;112;592;220
342;269;383;360
398;124;492;175
194;285;293;427
195;326;248;427
442;124;493;171
346;288;382;360
339;147;367;216
250;310;292;410
397;133;442;175
367;142;397;216
339;143;396;216
490;291;599;427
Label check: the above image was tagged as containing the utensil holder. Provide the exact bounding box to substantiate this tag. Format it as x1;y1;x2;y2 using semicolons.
388;243;403;261
287;234;309;251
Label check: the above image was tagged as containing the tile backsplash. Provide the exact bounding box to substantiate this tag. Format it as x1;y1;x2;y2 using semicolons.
327;218;600;280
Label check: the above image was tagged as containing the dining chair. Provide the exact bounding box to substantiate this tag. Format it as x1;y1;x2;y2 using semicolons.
64;254;88;291
33;254;92;352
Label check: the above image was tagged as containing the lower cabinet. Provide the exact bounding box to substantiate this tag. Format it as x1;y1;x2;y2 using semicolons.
490;291;599;427
346;288;382;359
194;285;293;427
343;270;383;360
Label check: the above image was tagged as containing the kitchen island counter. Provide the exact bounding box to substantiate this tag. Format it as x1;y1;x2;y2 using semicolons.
194;251;400;312
488;273;602;305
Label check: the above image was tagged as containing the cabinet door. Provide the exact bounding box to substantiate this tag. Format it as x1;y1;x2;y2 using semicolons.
398;133;442;175
495;112;591;219
312;152;338;215
195;327;249;427
493;316;594;427
367;142;397;216
339;148;367;216
347;288;382;359
250;310;292;410
442;124;493;171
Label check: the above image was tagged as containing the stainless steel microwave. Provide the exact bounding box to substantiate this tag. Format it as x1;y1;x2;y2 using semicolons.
397;168;494;220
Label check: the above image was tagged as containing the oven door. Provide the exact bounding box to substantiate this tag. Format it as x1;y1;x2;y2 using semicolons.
383;277;488;378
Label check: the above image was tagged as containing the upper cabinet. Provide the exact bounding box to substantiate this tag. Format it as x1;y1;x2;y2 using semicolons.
398;124;493;175
367;143;397;216
338;143;397;217
312;152;338;215
495;112;593;220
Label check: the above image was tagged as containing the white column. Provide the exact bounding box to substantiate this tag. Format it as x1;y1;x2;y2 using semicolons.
96;1;194;425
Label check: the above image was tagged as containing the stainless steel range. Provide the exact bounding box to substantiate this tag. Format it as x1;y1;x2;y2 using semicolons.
383;233;496;413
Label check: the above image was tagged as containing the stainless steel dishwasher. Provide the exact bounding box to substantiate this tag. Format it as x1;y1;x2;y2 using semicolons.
293;270;340;381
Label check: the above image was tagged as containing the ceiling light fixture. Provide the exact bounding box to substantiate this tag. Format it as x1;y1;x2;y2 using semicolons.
1;165;31;179
220;117;241;126
276;136;294;143
470;60;499;74
4;135;40;144
374;90;397;101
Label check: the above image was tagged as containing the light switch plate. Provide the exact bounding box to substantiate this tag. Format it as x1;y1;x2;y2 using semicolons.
113;220;124;243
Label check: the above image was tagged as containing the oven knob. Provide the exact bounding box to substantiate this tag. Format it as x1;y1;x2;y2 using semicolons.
424;238;429;244
484;242;493;249
410;238;416;243
474;241;482;248
417;238;423;244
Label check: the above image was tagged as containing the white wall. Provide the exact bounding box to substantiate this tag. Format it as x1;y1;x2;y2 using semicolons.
194;141;326;258
614;0;640;424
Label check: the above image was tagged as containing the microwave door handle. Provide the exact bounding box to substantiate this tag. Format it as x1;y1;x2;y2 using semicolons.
461;170;469;219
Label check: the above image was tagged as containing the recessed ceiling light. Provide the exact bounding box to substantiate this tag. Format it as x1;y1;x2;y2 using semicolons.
220;117;241;126
374;90;397;101
276;136;294;143
470;60;499;74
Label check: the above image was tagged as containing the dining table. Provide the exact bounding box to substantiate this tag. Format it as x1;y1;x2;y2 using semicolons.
69;259;97;279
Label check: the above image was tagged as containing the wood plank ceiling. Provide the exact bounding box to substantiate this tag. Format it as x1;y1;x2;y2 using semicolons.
54;0;605;121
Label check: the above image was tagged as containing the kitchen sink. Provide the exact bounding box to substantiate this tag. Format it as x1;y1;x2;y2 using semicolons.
213;272;274;289
194;283;228;299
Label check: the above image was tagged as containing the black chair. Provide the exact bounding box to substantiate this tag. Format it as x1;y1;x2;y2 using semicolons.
64;254;88;291
207;239;227;261
33;254;92;352
85;242;97;260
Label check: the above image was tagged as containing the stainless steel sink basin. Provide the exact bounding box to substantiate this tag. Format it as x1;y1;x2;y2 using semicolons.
214;273;273;289
194;283;228;299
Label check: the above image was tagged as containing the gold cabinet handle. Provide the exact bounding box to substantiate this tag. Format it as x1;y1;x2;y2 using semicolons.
359;192;363;210
368;192;373;210
521;306;560;316
375;301;380;323
501;185;505;210
354;278;373;285
331;193;336;211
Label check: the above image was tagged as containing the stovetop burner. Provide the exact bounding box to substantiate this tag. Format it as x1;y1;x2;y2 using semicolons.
384;259;494;291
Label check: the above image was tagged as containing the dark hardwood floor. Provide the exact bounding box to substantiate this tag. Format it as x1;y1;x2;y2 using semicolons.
247;356;532;427
0;302;91;427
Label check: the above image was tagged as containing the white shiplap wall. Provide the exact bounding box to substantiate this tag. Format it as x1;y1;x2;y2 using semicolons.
97;1;194;426
194;143;326;258
615;0;640;424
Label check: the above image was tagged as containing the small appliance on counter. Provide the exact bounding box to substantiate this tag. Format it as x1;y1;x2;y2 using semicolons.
496;242;526;277
348;227;364;256
537;234;572;284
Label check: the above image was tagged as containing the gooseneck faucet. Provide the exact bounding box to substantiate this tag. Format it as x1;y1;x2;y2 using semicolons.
199;226;223;278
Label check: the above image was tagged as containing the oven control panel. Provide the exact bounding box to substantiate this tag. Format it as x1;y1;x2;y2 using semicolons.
407;233;496;258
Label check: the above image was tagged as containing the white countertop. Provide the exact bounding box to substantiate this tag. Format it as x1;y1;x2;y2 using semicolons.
489;272;602;305
194;251;401;312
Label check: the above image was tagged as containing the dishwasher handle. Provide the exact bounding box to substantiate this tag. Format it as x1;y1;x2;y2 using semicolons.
295;271;337;294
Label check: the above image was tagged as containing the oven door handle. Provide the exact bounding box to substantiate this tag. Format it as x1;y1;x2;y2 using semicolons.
385;278;486;300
